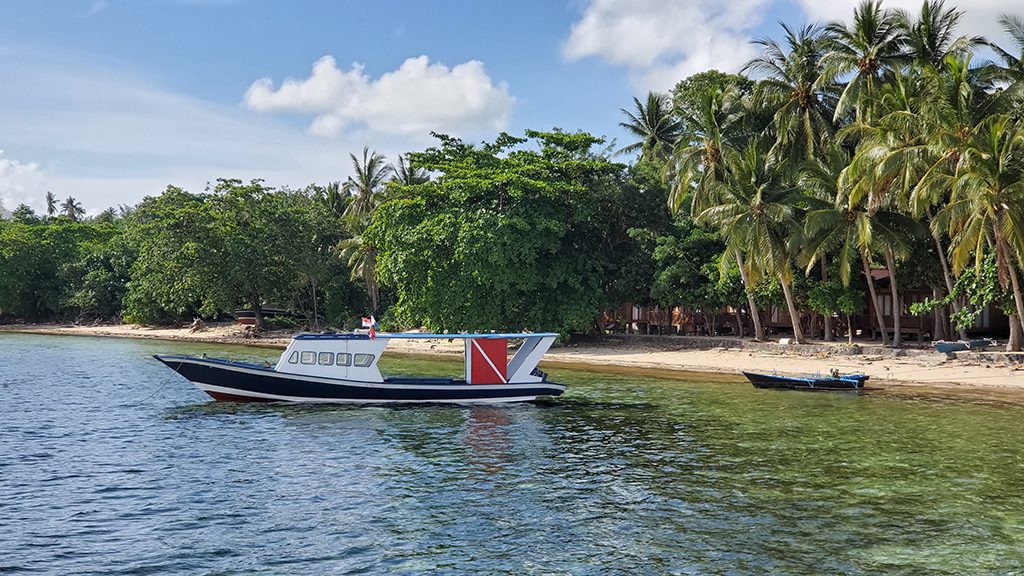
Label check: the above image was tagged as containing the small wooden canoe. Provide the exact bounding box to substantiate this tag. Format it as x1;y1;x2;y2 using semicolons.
742;371;878;391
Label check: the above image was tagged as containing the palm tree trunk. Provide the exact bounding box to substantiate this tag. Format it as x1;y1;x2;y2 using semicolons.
928;213;967;340
310;279;319;331
846;313;854;345
884;247;902;348
779;274;806;344
998;230;1024;336
861;248;890;346
932;288;945;341
736;251;765;341
1008;314;1022;352
1007;260;1024;336
734;308;744;337
365;249;379;312
821;258;833;342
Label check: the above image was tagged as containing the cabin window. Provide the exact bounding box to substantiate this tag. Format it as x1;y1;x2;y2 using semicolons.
335;353;352;366
318;352;334;366
353;353;374;367
288;351;299;364
300;351;316;365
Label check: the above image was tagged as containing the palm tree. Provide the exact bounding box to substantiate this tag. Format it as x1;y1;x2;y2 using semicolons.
60;196;84;221
895;0;983;69
822;0;905;123
339;147;392;312
986;14;1024;117
669;84;749;213
801;145;924;347
668;84;767;340
842;63;969;340
988;14;1024;80
318;181;348;218
336;234;379;312
744;23;840;163
343;147;393;224
617;92;683;162
44;191;57;218
697;142;807;343
933;114;1024;337
391;154;429;186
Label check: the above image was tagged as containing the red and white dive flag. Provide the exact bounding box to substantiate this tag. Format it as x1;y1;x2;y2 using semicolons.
361;316;378;339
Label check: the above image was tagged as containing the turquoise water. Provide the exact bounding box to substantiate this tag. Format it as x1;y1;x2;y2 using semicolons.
2;333;1024;574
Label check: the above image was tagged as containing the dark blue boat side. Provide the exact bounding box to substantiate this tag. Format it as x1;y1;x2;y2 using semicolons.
154;355;565;403
742;371;873;391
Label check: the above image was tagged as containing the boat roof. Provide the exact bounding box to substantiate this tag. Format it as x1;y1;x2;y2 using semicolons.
294;332;558;341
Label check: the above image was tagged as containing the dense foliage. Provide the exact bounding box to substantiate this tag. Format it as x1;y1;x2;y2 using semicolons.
367;131;664;334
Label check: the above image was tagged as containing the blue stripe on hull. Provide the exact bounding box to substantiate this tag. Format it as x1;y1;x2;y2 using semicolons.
156;357;565;403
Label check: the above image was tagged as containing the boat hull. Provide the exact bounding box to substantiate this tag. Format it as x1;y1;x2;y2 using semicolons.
742;371;871;391
154;355;565;403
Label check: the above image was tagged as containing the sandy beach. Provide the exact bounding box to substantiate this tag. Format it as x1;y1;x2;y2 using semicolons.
3;322;1022;395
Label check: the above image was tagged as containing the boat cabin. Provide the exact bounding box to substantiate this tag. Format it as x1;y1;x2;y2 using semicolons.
274;332;558;384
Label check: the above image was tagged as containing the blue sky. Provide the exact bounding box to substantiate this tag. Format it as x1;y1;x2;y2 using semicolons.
0;0;1017;214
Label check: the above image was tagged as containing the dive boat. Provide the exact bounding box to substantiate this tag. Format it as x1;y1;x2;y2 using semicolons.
154;332;565;403
742;371;874;391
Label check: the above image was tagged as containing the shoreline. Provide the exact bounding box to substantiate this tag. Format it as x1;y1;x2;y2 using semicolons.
3;323;1023;397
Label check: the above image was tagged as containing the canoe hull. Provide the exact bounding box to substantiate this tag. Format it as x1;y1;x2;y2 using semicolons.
742;371;871;391
155;355;565;403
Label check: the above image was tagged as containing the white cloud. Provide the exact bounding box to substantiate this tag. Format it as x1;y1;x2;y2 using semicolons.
563;0;770;91
0;46;420;215
0;151;46;214
244;55;516;137
794;0;1021;48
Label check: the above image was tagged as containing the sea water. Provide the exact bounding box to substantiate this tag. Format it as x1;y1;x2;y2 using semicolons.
2;332;1024;575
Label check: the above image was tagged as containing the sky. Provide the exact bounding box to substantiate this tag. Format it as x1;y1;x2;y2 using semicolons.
0;0;1020;215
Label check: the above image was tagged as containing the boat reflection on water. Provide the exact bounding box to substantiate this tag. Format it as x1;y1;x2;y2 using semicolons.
463;408;512;474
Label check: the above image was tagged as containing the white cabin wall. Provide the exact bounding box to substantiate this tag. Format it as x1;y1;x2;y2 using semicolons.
276;337;389;382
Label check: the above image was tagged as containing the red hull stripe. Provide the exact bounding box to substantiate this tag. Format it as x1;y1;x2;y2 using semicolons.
206;390;277;402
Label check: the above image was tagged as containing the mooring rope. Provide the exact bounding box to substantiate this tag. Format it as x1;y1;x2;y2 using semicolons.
136;359;183;403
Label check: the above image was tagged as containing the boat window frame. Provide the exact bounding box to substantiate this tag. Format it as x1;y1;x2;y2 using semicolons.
353;353;374;367
299;351;316;365
317;352;334;366
335;353;352;366
288;351;299;364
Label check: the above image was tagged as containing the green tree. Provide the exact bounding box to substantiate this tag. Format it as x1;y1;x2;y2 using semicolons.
696;142;807;343
391;154;430;186
896;0;983;69
822;0;905;123
209;180;308;327
933;114;1024;337
122;186;222;324
45;191;57;218
367;130;631;334
343;147;393;224
11;204;40;224
340;147;393;311
61;196;85;221
745;23;839;162
617;92;683;162
667;80;769;340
